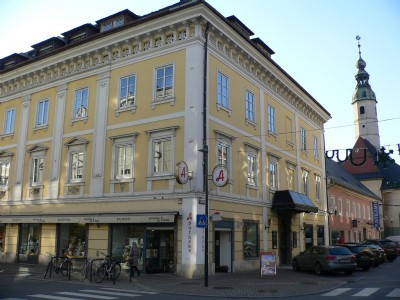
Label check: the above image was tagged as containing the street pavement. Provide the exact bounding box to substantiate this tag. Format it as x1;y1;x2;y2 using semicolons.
0;262;349;298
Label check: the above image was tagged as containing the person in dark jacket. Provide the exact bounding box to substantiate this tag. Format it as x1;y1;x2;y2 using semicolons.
129;242;140;279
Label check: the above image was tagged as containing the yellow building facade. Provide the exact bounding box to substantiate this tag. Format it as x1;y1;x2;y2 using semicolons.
0;1;330;277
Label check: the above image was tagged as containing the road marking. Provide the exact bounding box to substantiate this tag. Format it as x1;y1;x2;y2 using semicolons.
387;288;400;297
78;290;140;297
57;292;117;299
1;298;26;300
102;288;157;294
29;294;86;300
353;288;379;297
322;288;352;296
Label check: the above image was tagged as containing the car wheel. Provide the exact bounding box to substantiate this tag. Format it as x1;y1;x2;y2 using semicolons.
314;262;323;276
344;270;353;275
362;266;370;271
292;260;299;272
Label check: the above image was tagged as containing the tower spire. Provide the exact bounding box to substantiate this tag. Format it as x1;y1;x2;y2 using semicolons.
352;35;380;150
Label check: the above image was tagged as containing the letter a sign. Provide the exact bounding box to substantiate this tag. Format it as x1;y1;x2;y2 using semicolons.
175;161;189;184
212;165;229;187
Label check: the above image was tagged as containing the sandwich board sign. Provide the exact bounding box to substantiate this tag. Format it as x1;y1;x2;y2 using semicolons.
260;251;276;277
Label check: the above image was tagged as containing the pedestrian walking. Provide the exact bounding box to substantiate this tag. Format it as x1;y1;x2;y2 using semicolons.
129;242;140;281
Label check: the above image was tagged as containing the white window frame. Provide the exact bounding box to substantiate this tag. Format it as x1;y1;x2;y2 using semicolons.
315;175;321;202
30;155;44;186
352;202;357;218
217;71;229;109
245;90;255;123
357;203;361;218
154;64;174;101
246;146;258;186
338;198;343;216
330;197;336;214
269;161;278;190
346;201;350;217
4;108;16;134
65;138;89;184
36;98;49;127
110;134;137;181
0;152;12;188
313;136;319;159
74;87;89;119
367;205;371;220
268;105;276;134
287;164;295;191
301;127;307;151
118;74;136;109
69;151;85;183
302;169;309;196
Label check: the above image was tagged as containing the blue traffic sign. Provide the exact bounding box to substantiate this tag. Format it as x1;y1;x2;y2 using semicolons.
196;214;208;228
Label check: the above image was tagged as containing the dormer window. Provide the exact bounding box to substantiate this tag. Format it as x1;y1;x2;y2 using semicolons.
101;17;124;32
38;45;53;55
70;32;87;43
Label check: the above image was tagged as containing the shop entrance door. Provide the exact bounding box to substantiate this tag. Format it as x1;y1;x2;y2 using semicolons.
278;212;292;265
145;228;174;273
215;229;232;272
18;224;41;264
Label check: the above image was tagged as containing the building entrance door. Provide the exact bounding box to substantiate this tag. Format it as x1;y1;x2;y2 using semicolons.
215;229;232;272
278;213;292;265
145;228;174;273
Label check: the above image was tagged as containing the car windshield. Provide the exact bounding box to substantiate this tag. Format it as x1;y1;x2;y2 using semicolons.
329;247;351;255
353;246;368;252
380;240;396;246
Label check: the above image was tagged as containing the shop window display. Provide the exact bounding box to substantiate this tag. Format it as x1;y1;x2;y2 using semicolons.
0;225;5;252
243;222;259;259
57;224;87;256
18;224;40;264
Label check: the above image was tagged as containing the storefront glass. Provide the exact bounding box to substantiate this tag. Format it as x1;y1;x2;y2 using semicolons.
146;229;174;273
243;221;259;258
57;224;87;256
18;224;40;264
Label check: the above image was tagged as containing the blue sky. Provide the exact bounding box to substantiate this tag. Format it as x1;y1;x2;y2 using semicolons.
1;0;399;162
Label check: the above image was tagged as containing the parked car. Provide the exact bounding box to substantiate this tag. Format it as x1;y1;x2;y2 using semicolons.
386;236;400;255
363;239;397;262
339;243;374;271
292;245;357;276
360;243;385;265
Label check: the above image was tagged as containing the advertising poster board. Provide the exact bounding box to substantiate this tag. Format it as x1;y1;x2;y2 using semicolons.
260;251;276;277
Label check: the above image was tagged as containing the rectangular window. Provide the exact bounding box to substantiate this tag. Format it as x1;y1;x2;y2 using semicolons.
315;175;321;202
331;197;336;214
269;162;278;189
119;75;136;108
4;108;16;134
346;201;350;217
268;105;276;134
301;127;307;151
217;141;229;167
302;170;309;195
352;202;357;218
243;222;258;259
70;151;84;182
288;167;294;191
36;99;49;127
362;205;366;219
245;90;255;122
32;157;44;185
74;87;88;118
357;203;361;218
217;72;229;108
338;199;343;216
156;65;173;99
285;117;294;144
116;144;133;177
313;136;319;158
247;151;257;185
153;138;172;174
0;161;10;186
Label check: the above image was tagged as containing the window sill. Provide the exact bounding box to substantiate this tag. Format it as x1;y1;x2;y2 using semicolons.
33;125;49;132
245;119;257;129
268;130;278;140
110;178;135;183
115;105;137;116
246;183;258;190
151;97;175;109
301;150;308;156
146;175;175;181
286;140;294;148
65;181;85;186
216;104;232;116
0;132;14;139
70;116;88;125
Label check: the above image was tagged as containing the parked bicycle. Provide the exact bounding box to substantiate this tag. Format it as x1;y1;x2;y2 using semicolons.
79;257;93;282
95;252;122;283
43;253;71;279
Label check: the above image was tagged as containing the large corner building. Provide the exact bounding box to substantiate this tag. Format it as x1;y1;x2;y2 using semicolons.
0;0;331;277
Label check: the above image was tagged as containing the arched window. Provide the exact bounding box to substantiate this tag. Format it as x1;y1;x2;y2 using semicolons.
360;106;365;114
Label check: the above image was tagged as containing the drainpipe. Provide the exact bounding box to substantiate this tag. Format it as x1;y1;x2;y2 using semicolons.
202;21;210;288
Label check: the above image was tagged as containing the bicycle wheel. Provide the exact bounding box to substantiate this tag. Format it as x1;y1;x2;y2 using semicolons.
79;263;88;282
43;261;51;279
60;259;70;276
95;263;107;283
110;263;121;280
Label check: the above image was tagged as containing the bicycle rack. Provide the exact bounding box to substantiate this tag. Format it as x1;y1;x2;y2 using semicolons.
68;257;87;281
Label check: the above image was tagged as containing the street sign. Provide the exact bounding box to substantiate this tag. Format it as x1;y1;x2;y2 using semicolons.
196;214;207;228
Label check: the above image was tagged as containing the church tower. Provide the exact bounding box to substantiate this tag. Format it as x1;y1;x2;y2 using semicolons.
352;36;380;150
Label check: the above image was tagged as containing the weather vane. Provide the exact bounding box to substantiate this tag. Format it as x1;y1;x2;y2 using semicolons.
356;35;361;57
